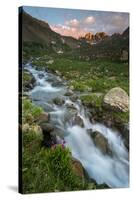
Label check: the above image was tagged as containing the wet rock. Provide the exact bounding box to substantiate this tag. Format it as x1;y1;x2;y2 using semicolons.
55;70;62;76
71;158;85;178
42;131;56;148
86;129;93;135
53;97;65;106
69;85;74;90
69;94;78;102
23;70;36;91
72;114;84;127
65;89;74;96
40;123;56;148
40;123;54;133
103;87;129;112
38;73;44;79
66;102;76;110
51;80;63;87
90;131;112;155
50;129;64;140
63;109;77;124
36;112;49;123
118;122;129;150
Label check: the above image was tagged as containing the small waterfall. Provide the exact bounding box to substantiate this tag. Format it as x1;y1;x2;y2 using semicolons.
24;62;129;188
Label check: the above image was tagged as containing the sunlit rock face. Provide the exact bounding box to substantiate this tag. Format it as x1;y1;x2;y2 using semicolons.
85;32;108;42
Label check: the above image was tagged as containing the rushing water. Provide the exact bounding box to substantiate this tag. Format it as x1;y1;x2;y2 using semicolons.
25;62;129;188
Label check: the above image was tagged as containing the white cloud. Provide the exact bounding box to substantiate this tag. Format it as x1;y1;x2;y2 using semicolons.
65;19;80;27
50;13;129;38
50;24;87;39
84;16;95;25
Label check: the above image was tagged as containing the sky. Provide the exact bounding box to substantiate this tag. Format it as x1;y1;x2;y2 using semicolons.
23;6;129;39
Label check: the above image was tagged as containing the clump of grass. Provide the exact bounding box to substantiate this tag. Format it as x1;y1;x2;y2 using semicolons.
22;98;43;124
23;72;32;82
22;141;97;193
111;111;129;124
71;81;88;92
80;94;104;109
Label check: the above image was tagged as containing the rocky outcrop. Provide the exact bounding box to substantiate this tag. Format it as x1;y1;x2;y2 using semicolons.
103;87;129;112
85;32;95;41
85;32;108;42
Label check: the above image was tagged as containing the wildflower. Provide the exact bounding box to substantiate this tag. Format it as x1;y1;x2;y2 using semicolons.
51;144;56;150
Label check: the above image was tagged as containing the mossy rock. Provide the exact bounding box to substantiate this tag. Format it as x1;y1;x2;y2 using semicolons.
23;70;36;91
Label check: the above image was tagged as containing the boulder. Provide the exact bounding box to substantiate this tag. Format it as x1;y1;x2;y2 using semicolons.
72;114;84;127
69;94;78;102
40;123;56;148
40;123;54;134
103;87;129;112
71;158;85;178
36;112;49;123
69;85;74;91
23;70;36;91
66;102;77;111
65;89;74;96
90;131;112;155
53;97;65;105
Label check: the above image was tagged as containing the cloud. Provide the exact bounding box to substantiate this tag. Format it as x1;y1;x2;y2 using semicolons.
50;24;87;39
65;19;80;27
84;16;95;25
95;13;129;34
50;13;129;38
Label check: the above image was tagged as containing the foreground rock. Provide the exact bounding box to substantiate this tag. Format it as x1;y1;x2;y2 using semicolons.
40;123;54;133
71;158;85;178
53;97;65;105
72;114;84;127
40;122;56;148
36;112;49;123
90;130;112;155
103;87;129;112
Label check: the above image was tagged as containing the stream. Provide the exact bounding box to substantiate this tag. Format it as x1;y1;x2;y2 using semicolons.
25;62;129;188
